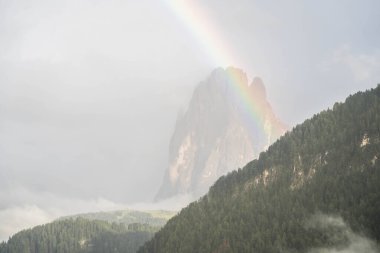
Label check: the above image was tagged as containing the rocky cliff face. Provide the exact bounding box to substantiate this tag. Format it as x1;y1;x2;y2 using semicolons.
155;67;287;200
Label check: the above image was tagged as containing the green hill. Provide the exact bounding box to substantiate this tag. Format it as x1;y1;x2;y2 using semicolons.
138;85;380;253
0;209;176;253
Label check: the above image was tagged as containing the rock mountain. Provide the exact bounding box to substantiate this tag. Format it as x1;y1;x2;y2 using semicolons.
156;67;286;200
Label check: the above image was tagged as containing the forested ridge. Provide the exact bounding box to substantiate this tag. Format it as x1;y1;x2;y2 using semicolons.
0;218;157;253
138;85;380;253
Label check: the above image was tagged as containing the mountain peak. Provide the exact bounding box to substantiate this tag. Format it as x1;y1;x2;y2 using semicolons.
155;68;287;201
250;76;267;99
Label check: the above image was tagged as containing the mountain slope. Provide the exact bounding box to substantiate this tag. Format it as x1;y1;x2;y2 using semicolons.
0;209;175;253
0;218;154;253
156;67;286;200
139;85;380;253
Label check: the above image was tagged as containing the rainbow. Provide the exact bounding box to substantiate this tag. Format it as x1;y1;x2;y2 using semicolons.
164;0;273;141
164;0;241;68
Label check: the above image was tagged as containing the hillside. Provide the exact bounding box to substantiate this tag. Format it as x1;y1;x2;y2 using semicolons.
0;209;175;253
0;218;156;253
139;85;380;253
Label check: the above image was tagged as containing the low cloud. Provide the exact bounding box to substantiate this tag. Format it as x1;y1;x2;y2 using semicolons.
0;205;52;242
306;213;379;253
128;193;192;212
0;187;191;242
0;187;130;242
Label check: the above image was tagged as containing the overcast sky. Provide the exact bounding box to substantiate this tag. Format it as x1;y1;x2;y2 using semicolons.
1;0;379;241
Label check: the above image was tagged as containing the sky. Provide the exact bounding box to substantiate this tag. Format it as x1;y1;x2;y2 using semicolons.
1;0;380;241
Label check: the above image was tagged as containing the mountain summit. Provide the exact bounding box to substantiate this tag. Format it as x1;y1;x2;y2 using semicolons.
155;67;287;200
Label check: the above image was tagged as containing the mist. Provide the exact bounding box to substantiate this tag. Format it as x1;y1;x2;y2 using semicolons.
306;214;379;253
1;0;380;241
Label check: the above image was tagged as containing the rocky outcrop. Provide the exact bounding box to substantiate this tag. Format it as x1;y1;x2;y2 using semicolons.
155;67;287;200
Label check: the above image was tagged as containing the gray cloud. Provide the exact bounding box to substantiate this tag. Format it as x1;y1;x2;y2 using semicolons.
330;45;380;82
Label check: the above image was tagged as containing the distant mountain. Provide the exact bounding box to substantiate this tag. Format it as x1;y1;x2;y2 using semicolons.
156;67;286;200
0;209;176;253
139;85;380;252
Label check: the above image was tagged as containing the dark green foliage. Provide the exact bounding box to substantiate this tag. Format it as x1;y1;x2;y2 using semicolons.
138;85;380;253
0;218;157;253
